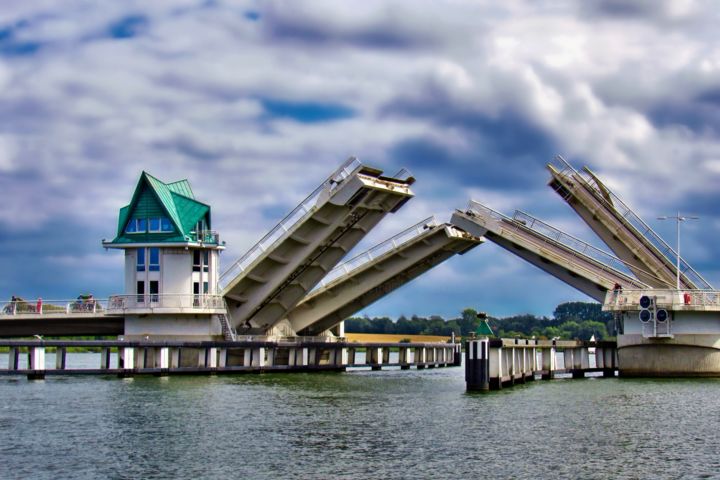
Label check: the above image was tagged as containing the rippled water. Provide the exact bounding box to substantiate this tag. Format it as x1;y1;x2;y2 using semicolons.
1;354;720;479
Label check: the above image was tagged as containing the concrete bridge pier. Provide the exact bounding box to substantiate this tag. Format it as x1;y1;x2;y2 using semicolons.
27;346;45;380
8;347;19;371
55;347;67;370
541;346;556;379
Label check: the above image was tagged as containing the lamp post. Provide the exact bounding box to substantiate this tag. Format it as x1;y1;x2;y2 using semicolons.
657;212;699;290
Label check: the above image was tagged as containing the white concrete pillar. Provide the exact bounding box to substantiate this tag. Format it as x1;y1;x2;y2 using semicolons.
122;347;135;370
301;347;309;366
8;347;19;370
348;348;356;365
29;346;45;370
340;348;348;366
158;347;170;369
288;348;297;367
55;347;66;370
382;348;389;364
252;347;265;367
170;348;180;369
208;347;218;368
243;348;252;367
100;347;111;369
218;348;227;368
266;348;275;367
563;349;574;370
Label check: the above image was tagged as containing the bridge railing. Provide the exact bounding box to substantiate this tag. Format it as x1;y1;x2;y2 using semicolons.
218;157;362;291
311;216;441;292
467;200;660;288
510;210;663;284
552;155;712;290
1;298;109;316
107;294;226;312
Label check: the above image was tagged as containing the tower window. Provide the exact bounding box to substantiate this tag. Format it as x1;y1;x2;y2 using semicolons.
149;218;161;232
193;250;209;272
126;218;147;233
149;248;160;271
136;248;146;272
161;218;173;232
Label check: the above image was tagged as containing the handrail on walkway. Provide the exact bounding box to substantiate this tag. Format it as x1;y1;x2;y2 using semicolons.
310;216;441;293
550;155;712;290
218;157;363;290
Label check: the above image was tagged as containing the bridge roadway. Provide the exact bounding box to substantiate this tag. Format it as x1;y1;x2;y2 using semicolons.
547;156;711;290
284;216;482;336
219;157;415;334
451;200;653;301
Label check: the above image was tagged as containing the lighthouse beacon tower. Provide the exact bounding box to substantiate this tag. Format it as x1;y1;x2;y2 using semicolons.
103;172;227;340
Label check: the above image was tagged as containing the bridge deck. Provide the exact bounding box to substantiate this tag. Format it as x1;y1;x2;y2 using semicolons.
547;156;711;290
220;158;414;333
452;201;651;301
285;216;482;335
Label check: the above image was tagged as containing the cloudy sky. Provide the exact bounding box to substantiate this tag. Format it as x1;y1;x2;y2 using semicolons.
2;0;720;319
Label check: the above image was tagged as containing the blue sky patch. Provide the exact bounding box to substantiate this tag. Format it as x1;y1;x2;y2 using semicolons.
0;24;41;57
108;15;149;39
261;99;356;123
245;11;261;21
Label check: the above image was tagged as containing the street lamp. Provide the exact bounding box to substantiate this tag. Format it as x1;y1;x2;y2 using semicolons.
657;212;699;290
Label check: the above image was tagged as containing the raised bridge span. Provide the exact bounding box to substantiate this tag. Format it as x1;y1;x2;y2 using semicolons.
451;200;658;301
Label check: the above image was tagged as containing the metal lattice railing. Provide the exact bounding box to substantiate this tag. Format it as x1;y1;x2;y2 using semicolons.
218;157;363;291
551;155;712;290
310;216;441;293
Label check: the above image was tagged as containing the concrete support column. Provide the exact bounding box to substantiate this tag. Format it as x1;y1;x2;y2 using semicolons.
339;348;348;367
252;348;265;368
8;347;19;370
288;348;297;367
542;347;556;379
417;347;427;369
243;348;252;367
28;346;45;370
55;347;67;370
563;349;573;371
266;348;275;367
348;348;356;365
489;346;503;390
208;347;218;368
308;348;317;366
465;339;490;391
27;346;45;380
382;348;390;365
301;348;309;367
170;348;180;369
572;348;587;378
100;347;111;370
595;348;604;369
454;344;462;366
218;348;227;368
120;347;134;372
157;347;170;369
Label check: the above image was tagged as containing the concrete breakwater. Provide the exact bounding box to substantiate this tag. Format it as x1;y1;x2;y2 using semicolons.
466;338;618;391
0;339;461;380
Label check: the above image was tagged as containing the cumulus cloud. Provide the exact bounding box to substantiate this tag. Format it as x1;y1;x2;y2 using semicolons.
1;0;720;317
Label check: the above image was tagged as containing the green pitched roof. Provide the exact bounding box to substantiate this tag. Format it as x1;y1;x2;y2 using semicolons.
110;172;212;244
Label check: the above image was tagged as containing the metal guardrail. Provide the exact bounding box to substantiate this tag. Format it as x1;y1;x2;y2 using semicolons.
189;230;220;244
605;289;720;308
552;155;712;290
466;201;656;287
107;294;226;311
1;299;108;316
310;216;441;292
218;157;363;291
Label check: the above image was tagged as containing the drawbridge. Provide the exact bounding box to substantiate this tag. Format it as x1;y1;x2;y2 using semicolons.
284;216;483;335
451;201;655;301
547;156;712;290
220;158;415;333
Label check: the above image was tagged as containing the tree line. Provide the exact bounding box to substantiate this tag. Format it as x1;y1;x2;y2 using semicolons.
345;301;615;340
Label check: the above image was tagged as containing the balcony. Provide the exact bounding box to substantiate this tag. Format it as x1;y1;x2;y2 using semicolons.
189;230;221;245
107;294;227;315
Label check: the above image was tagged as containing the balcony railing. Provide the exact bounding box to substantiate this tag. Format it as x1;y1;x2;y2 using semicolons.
1;298;108;316
107;294;226;313
605;289;720;309
190;230;220;244
219;157;363;291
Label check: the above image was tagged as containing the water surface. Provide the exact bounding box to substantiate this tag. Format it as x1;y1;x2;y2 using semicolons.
1;354;719;478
